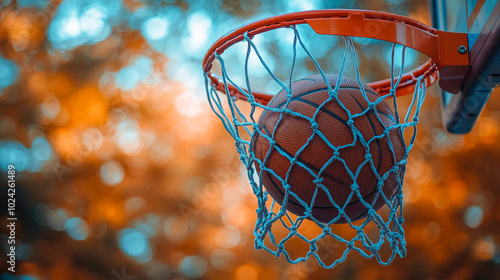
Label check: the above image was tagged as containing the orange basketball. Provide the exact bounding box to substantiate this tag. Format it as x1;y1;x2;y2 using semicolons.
251;74;405;224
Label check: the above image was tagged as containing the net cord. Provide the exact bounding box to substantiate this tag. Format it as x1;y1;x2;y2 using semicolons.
204;25;427;268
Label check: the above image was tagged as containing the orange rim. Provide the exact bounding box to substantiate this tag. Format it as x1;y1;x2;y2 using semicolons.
203;9;469;105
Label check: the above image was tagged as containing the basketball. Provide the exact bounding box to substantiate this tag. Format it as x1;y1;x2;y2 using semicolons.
251;74;406;224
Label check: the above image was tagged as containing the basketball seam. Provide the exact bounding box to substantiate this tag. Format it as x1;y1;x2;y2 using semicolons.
262;124;273;137
291;97;348;125
349;96;383;173
293;78;316;83
254;122;353;190
260;123;350;187
348;94;398;211
374;108;397;123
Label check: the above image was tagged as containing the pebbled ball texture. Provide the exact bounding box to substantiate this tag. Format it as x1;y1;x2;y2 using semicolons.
251;74;405;224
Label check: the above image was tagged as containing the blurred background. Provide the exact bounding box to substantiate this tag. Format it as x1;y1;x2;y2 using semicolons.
0;0;499;279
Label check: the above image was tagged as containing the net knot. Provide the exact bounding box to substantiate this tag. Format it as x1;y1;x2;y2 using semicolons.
368;209;377;217
269;140;276;146
347;119;354;127
310;122;319;130
313;178;323;185
333;150;340;157
283;108;292;114
283;184;291;191
377;181;384;188
350;184;359;192
246;95;255;103
243;31;251;41
277;245;284;255
263;221;272;230
338;209;346;216
323;227;331;234
368;102;376;109
304;208;312;216
309;243;318;252
255;238;263;249
370;244;381;252
365;153;372;161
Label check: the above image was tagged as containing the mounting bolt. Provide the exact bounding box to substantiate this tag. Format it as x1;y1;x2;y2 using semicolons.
458;45;467;54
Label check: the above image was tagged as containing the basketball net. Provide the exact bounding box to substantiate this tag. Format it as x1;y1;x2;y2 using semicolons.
204;26;427;268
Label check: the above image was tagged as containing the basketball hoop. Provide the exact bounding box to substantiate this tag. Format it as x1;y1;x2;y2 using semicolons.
202;9;470;268
203;9;469;104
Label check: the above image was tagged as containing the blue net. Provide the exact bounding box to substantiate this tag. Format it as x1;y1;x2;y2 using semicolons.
204;26;427;268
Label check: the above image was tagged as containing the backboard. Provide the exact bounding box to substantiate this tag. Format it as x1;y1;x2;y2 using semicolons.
431;0;500;134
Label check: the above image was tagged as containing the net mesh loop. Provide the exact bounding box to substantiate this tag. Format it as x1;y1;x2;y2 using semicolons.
204;25;427;268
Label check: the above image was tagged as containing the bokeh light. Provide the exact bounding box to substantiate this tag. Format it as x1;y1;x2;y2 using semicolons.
182;11;212;55
179;256;208;278
0;56;19;95
17;275;39;280
0;141;32;171
119;228;153;263
464;205;484;228
142;17;169;41
100;160;125;186
65;217;90;241
18;0;48;8
48;0;119;50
